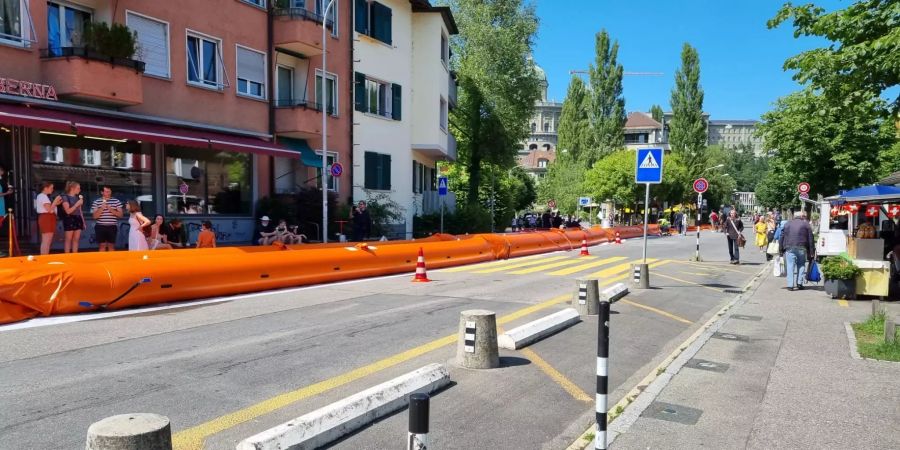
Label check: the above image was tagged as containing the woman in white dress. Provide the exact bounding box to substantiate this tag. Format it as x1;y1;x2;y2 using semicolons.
126;200;151;251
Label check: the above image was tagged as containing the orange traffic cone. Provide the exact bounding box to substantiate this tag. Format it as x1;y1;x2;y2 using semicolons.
579;239;590;256
615;232;622;245
412;247;431;282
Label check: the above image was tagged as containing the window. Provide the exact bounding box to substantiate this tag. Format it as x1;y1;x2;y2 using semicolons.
316;151;338;191
412;161;426;194
275;65;294;107
543;122;550;132
355;72;400;120
47;1;91;56
42;145;63;163
315;70;338;115
81;149;101;166
165;145;251;215
112;150;133;169
439;97;448;131
186;32;223;89
364;151;391;190
1;0;33;45
531;123;536;132
537;159;548;168
440;33;448;66
236;45;266;99
315;0;338;36
528;143;537;151
355;0;391;45
542;143;551;151
127;12;170;78
242;0;266;7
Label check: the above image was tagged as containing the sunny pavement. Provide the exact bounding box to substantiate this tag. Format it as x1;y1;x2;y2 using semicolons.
612;261;900;450
0;229;765;449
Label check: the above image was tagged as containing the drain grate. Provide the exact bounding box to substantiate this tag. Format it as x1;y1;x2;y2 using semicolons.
712;331;750;342
643;401;703;425
723;289;745;294
731;314;762;321
685;358;730;373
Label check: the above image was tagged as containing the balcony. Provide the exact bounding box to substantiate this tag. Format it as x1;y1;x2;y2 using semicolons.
272;6;334;56
40;47;145;106
412;132;457;162
274;98;333;139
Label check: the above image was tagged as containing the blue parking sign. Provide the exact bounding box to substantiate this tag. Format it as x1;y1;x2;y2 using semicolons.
635;148;664;184
438;177;448;196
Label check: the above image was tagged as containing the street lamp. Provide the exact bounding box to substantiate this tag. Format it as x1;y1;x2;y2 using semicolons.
701;164;724;175
321;0;335;243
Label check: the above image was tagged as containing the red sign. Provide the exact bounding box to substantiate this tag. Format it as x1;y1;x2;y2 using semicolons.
330;162;343;177
797;182;810;194
0;77;58;101
548;199;556;209
887;205;900;218
693;178;709;194
865;205;880;218
844;202;861;213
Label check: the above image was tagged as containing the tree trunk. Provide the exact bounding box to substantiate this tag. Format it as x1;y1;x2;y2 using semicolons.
467;152;482;206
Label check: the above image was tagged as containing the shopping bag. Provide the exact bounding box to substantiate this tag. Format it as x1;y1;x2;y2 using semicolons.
773;256;785;277
807;261;822;283
766;241;780;255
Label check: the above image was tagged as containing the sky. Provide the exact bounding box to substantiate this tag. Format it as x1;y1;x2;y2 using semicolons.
531;0;844;120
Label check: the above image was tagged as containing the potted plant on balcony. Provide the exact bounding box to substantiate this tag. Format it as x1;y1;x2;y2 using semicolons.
81;22;143;70
821;256;861;299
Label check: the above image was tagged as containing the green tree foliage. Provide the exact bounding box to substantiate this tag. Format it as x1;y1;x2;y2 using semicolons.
509;166;537;211
557;76;592;163
586;29;626;166
756;88;896;207
441;162;534;231
768;0;900;113
583;150;638;207
448;0;542;205
650;104;664;123
721;144;770;192
668;43;707;168
537;155;584;215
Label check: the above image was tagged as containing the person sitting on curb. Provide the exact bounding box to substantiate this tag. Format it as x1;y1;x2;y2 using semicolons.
257;216;277;245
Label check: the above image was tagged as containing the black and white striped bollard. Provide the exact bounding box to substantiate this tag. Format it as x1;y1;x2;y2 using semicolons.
693;192;703;261
408;393;429;450
596;298;610;450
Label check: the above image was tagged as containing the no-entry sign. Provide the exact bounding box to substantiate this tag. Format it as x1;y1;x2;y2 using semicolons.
798;182;810;194
693;178;709;194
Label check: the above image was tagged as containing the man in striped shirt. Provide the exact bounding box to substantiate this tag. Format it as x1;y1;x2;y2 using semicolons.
91;186;123;251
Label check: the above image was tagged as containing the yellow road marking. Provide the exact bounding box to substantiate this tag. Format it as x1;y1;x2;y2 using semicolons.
653;272;726;293
838;300;849;308
172;294;571;450
507;256;597;275
682;261;755;275
679;271;713;277
473;255;571;273
586;259;658;279
440;254;551;272
520;347;592;403
547;256;627;276
619;299;693;324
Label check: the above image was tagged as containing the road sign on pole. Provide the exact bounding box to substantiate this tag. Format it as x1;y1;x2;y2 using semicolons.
438;177;448;196
798;182;810;194
330;162;343;178
799;192;809;200
693;178;709;194
579;197;591;207
635;148;664;184
548;199;557;209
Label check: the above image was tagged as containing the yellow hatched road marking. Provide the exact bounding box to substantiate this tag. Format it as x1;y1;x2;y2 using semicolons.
507;256;597;274
586;259;658;279
547;256;628;276
473;255;572;274
520;347;592;403
440;254;553;272
172;294;571;450
619;299;693;324
838;300;849;307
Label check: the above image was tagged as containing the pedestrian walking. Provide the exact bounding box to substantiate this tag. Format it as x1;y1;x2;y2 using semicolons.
710;210;719;233
779;211;815;291
90;186;123;252
35;181;62;255
755;216;768;252
724;210;745;264
126;200;151;251
541;211;551;229
59;181;85;253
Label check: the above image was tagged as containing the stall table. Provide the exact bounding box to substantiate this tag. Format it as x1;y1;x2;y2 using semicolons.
853;259;891;297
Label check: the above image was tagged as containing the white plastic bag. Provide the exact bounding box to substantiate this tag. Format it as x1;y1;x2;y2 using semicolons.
773;256;785;277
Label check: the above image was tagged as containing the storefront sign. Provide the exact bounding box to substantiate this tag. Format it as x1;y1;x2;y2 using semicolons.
0;77;58;101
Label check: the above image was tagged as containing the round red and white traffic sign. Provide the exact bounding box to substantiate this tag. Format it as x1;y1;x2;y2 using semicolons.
330;162;343;177
798;182;810;194
548;199;557;209
693;178;709;194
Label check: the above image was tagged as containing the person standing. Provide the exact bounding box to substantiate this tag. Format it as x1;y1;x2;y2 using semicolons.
709;210;719;233
60;181;86;253
35;181;62;255
779;211;815;291
351;201;372;241
724;210;745;264
126;200;150;251
91;186;123;252
754;216;768;252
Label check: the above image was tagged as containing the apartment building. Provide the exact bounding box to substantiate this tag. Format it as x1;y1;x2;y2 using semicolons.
352;0;457;238
0;0;352;247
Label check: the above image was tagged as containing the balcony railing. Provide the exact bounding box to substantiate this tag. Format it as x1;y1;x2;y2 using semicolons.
274;98;335;115
40;47;146;72
448;77;458;108
273;6;335;29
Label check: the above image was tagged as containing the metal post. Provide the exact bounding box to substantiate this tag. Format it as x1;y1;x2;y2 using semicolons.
407;393;429;450
321;0;335;243
440;196;444;234
694;192;702;261
642;183;650;263
595;299;610;450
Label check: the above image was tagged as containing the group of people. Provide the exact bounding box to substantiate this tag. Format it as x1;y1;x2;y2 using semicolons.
511;212;581;231
34;182;206;254
257;216;307;245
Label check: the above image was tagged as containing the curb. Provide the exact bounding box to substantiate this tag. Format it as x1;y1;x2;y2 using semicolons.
844;322;900;365
236;363;450;450
566;262;771;450
601;283;629;303
498;308;581;350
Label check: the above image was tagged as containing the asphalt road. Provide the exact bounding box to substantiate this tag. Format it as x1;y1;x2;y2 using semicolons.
0;228;767;450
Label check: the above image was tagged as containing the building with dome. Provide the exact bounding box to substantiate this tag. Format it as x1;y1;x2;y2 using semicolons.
517;62;562;180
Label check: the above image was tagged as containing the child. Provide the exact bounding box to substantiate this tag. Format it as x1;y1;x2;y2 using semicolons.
196;221;216;248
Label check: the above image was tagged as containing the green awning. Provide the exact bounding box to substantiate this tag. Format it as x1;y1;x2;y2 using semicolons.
279;137;322;168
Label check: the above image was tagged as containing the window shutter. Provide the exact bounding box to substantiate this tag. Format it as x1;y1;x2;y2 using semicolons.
364;151;377;189
127;13;169;77
382;154;392;190
354;72;366;112
391;83;401;121
371;1;392;45
412;161;417;193
354;0;368;34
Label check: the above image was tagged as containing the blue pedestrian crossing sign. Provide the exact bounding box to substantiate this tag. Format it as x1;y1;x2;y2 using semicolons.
635;148;664;184
438;177;448;196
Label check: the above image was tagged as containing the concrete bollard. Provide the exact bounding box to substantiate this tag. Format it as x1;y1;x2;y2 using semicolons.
456;310;499;369
86;413;172;450
885;317;896;344
632;263;650;289
872;299;883;316
573;278;600;315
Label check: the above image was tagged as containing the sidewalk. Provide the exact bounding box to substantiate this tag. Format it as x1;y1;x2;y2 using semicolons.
611;268;900;449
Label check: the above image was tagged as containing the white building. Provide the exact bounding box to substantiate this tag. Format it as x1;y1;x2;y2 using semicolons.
708;120;764;155
624;112;665;150
521;63;562;155
352;0;457;238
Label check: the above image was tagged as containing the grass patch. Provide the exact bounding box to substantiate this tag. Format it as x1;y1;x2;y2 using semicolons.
584;432;595;442
851;312;900;362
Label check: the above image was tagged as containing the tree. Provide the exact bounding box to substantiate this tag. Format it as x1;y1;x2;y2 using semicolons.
668;43;707;169
585;29;626;166
537;156;584;215
769;0;900;113
650;104;664;123
583;150;638;208
720;144;770;192
448;0;542;205
509;166;537;211
757;88;896;205
557;76;592;164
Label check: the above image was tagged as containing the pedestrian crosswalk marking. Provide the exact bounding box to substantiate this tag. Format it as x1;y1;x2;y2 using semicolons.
639;152;659;169
472;255;572;274
442;254;565;273
586;259;658;279
547;256;628;276
507;256;598;275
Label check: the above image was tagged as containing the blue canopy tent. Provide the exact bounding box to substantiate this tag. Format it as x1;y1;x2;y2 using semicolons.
825;185;900;203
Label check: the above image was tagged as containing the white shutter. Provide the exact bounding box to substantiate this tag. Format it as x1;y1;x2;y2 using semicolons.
127;12;169;77
237;47;265;84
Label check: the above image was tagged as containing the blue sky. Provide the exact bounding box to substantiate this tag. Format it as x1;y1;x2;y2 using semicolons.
531;0;843;120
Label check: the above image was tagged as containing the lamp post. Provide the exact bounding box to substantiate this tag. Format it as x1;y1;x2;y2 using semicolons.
321;0;335;243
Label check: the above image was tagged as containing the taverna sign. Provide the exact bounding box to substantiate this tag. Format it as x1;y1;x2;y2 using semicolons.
0;77;58;101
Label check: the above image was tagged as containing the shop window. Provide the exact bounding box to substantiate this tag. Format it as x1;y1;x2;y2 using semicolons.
364;151;390;190
47;1;91;56
41;145;63;163
186;31;224;89
315;151;338;192
112;150;133;169
236;45;266;99
81;149;101;166
165;146;251;215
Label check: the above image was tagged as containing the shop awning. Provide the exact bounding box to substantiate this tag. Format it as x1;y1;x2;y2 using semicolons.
0;103;76;132
279;137;322;168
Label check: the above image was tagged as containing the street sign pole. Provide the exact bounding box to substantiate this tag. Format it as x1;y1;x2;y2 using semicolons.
642;183;650;263
694;192;702;262
634;148;663;290
440;196;444;234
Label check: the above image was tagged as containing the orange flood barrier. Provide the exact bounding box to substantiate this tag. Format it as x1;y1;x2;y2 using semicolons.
0;226;656;325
